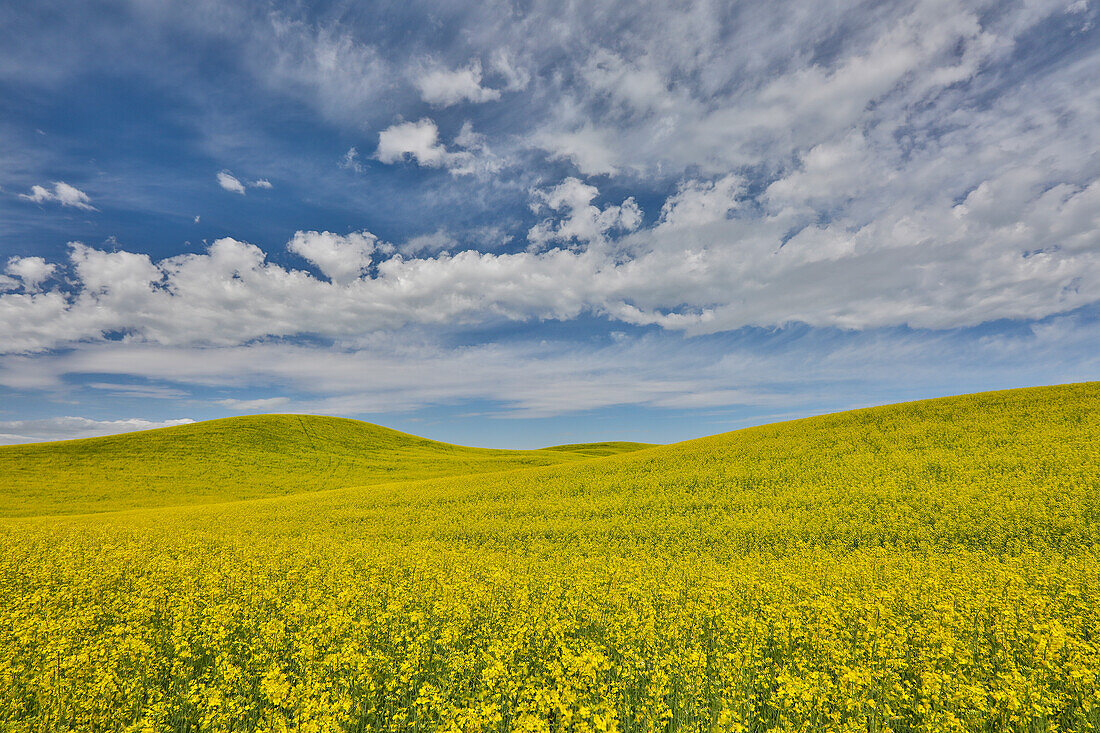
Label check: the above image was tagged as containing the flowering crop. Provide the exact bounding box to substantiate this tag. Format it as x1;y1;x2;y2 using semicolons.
1;383;1098;732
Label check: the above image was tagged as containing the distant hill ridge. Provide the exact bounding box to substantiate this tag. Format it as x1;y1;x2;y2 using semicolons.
2;383;1097;529
0;414;653;517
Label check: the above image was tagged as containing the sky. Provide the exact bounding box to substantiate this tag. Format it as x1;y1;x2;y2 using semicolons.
0;0;1098;447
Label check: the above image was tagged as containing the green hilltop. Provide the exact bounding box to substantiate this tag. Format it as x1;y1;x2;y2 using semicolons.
0;414;653;518
2;383;1097;546
112;380;1095;556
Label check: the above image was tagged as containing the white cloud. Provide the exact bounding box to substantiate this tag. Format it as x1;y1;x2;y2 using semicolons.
18;182;95;210
2;2;1099;356
537;124;622;176
447;121;504;177
0;416;194;445
4;313;1098;424
53;182;96;209
399;229;459;256
216;170;247;194
340;147;364;172
1;147;1099;355
4;0;1099;437
87;382;188;399
375;119;449;167
375;118;502;176
415;60;501;106
512;0;1062;182
217;172;271;194
287;230;392;284
582;50;672;114
261;15;391;126
489;49;530;92
5;256;56;291
763;133;879;212
659;175;745;229
528;178;642;249
216;397;290;411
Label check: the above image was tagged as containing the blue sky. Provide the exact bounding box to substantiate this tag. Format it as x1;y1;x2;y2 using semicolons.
1;0;1098;447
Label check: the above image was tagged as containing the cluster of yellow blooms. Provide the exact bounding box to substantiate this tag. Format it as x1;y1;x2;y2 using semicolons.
0;383;1097;731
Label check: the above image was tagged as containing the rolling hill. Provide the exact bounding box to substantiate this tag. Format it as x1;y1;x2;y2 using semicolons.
0;414;653;517
1;382;1098;731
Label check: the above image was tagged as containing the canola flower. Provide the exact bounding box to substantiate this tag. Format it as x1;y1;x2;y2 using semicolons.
0;382;1098;732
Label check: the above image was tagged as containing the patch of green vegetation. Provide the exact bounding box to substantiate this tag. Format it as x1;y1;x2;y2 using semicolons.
0;414;652;517
538;441;656;457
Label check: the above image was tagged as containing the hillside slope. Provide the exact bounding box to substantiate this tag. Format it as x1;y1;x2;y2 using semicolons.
16;382;1098;553
0;414;652;517
61;380;1093;555
3;383;1098;731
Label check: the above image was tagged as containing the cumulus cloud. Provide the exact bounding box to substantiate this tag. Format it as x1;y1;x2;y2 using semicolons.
528;178;642;249
4;0;1100;437
2;140;1100;355
375;118;502;176
5;257;56;291
659;175;745;229
415;60;501;106
375;119;450;167
287;230;392;284
0;416;194;445
251;178;273;189
216;170;247;194
581;50;673;114
18;182;96;210
2;0;1100;356
509;0;1084;185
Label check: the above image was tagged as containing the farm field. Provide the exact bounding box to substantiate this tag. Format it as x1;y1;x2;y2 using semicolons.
1;382;1099;732
0;415;652;517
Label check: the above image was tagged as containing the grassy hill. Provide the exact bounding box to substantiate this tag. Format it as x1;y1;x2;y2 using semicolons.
0;414;653;517
28;381;1093;552
1;382;1098;731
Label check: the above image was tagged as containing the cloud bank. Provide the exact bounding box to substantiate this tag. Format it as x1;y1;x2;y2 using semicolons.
1;159;1097;355
0;417;194;445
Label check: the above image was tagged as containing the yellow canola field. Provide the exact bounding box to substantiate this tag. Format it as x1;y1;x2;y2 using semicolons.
1;383;1099;732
